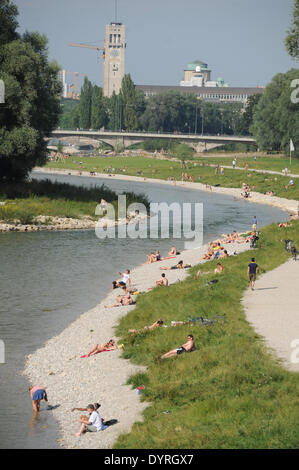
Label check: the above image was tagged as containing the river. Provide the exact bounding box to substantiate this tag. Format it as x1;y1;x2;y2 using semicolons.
0;172;288;449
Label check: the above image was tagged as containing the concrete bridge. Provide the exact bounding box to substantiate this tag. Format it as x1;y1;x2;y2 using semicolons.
50;129;257;152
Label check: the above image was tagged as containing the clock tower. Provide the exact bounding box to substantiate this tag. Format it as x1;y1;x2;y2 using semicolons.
103;22;126;97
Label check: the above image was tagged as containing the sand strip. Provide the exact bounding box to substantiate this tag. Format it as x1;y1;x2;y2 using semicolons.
242;259;299;373
23;240;250;449
33;167;299;214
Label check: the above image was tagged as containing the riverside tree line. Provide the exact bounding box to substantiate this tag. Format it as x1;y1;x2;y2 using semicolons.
0;0;298;183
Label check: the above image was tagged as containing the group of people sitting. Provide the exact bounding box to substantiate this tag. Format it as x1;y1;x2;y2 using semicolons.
181;173;195;183
108;269;140;308
195;262;224;279
127;320;196;359
241;182;251;198
146;250;161;263
155;259;191;287
200;241;229;261
145;246;179;264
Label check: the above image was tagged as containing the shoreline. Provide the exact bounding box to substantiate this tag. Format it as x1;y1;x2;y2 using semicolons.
22;170;298;449
0;212;148;233
23;239;251;449
33;167;299;215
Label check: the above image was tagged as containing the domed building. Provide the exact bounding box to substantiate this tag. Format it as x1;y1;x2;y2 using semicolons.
181;60;211;86
180;59;229;88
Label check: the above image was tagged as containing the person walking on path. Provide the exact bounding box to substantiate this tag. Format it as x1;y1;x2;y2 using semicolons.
247;258;260;291
232;158;236;169
29;386;48;412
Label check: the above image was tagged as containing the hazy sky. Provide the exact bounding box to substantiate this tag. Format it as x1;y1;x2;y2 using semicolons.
13;0;297;90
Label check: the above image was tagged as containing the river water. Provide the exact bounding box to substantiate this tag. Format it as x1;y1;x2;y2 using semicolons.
0;172;288;449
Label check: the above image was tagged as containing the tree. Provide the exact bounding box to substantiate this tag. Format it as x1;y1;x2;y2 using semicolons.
106;91;122;130
120;74;138;131
250;69;299;155
59;98;80;128
91;85;107;129
0;1;62;182
78;76;92;129
285;0;299;59
235;94;262;136
0;0;18;45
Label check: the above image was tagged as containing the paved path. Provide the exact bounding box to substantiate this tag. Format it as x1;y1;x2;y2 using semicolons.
217;165;299;178
242;259;299;372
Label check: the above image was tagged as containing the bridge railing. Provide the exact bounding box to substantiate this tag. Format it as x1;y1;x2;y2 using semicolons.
53;128;255;139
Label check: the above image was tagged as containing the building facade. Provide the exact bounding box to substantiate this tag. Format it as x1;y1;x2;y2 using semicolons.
103;22;126;97
58;69;67;98
136;84;264;105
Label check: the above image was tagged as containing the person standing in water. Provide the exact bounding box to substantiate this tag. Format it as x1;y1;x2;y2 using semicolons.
29;386;48;412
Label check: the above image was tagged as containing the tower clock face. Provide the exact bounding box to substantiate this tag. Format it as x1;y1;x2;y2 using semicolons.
111;49;119;57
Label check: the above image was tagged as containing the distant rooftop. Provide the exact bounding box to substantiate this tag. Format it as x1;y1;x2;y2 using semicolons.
185;60;209;71
136;85;264;95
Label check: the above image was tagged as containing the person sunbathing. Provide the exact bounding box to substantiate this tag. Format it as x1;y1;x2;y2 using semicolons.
159;260;191;270
195;263;224;278
114;286;129;304
200;249;214;260
222;231;241;243
219;249;228;258
170;320;188;326
128;319;164;334
214;263;224;274
145;252;155;263
105;293;134;308
150;250;161;262
87;340;117;357
161;334;196;359
168;245;177;256
156;273;169;287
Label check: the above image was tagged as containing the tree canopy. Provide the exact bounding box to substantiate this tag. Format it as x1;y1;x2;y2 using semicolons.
285;0;299;59
250;69;299;155
0;0;61;182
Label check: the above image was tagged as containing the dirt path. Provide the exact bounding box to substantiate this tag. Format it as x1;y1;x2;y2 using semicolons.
242;259;299;372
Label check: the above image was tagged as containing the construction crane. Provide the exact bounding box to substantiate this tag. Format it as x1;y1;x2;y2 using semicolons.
68;43;105;93
65;71;88;99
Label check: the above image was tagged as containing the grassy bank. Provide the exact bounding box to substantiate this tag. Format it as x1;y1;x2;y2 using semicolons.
114;221;299;448
197;155;299;174
0;179;149;224
45;155;299;201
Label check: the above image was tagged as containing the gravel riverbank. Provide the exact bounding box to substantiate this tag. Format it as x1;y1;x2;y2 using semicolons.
0;213;147;233
23;239;251;449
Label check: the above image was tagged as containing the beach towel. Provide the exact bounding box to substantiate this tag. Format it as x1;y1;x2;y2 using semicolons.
80;350;109;358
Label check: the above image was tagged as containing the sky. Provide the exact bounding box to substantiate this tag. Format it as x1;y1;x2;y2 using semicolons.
13;0;297;90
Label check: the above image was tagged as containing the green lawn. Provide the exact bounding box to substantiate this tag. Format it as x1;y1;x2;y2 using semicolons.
197;154;299;174
113;221;299;449
45;155;299;201
0;179;149;224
